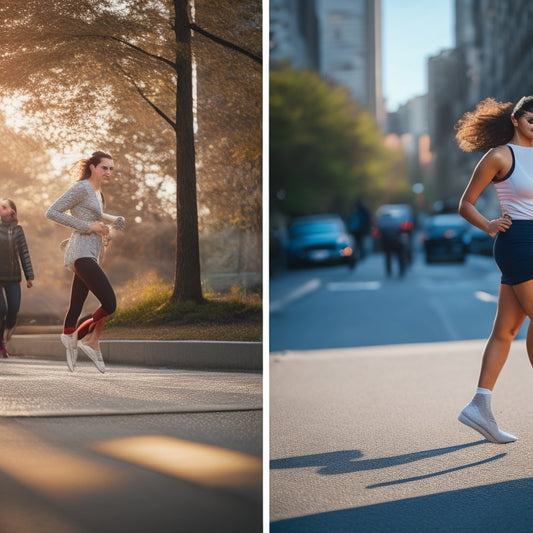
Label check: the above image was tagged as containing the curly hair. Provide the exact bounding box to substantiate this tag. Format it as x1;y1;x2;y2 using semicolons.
455;96;533;152
68;151;113;181
455;98;515;152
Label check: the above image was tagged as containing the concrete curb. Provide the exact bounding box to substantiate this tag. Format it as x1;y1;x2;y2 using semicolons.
9;335;263;372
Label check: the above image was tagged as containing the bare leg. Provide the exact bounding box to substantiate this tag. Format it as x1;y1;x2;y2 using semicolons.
458;283;526;443
477;283;526;390
509;278;533;369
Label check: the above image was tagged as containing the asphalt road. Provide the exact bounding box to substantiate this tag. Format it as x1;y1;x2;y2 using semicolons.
270;250;528;351
0;358;262;533
270;250;533;531
270;340;533;532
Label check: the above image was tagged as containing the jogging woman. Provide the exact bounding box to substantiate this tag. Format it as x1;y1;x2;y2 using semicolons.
456;96;533;443
46;151;119;373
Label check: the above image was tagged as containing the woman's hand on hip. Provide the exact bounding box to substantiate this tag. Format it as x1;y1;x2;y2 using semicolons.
488;215;512;237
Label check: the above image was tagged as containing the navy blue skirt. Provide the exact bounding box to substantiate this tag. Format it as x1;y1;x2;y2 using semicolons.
494;220;533;285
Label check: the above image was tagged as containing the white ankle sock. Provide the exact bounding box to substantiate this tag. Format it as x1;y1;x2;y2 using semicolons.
459;392;517;443
476;387;492;395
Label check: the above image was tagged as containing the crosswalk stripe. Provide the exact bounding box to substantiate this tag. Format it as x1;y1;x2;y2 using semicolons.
327;281;381;291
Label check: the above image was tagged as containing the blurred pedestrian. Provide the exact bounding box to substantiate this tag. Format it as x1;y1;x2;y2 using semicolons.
0;199;34;358
46;151;120;373
348;199;371;259
375;205;413;278
455;95;533;443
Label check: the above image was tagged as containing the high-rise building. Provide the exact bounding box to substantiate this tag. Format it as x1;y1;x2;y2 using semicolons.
315;0;383;125
270;0;319;70
270;0;384;126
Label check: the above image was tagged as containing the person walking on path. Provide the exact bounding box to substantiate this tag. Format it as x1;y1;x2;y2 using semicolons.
0;199;34;358
46;151;121;373
455;95;533;443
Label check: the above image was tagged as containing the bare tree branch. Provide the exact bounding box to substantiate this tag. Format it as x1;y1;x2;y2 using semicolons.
114;61;176;129
78;34;177;71
189;23;261;65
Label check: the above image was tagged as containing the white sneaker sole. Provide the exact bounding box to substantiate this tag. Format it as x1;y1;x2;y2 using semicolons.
458;411;516;444
79;342;106;374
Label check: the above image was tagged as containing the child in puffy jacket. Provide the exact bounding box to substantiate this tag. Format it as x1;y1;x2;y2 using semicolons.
0;199;34;357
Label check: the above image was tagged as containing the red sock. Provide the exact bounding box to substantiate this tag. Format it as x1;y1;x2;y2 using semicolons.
63;327;76;335
76;318;94;340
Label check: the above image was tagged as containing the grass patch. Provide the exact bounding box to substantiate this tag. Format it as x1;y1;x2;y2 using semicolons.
105;281;262;342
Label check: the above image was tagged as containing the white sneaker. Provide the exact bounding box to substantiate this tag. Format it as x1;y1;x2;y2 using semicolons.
60;332;78;372
79;341;106;374
458;399;517;444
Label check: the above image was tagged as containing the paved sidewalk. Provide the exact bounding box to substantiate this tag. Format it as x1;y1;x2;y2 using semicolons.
8;334;262;371
0;358;262;417
270;339;533;532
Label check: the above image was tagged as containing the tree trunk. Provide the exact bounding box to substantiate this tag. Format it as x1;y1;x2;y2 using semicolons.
171;0;203;304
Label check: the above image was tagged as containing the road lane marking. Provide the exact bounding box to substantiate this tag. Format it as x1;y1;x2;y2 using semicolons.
92;435;262;489
0;423;126;497
475;290;498;303
270;278;321;313
326;281;381;291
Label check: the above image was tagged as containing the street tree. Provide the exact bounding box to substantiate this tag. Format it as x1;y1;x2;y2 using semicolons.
0;0;261;304
270;69;408;218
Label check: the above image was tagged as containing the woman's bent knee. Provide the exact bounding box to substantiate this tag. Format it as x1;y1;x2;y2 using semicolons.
491;327;520;343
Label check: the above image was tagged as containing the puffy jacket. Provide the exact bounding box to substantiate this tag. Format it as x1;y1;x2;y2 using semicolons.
0;223;34;283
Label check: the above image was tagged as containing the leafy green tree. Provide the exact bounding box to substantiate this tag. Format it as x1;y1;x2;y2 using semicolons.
270;69;408;217
0;0;261;303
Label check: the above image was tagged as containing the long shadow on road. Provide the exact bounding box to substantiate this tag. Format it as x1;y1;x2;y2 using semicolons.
270;441;526;532
271;477;533;532
270;440;492;475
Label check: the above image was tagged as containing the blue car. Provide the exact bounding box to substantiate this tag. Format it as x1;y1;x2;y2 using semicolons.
422;213;470;263
287;214;356;269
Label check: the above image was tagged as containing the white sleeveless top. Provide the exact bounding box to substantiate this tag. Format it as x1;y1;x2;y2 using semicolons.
493;144;533;219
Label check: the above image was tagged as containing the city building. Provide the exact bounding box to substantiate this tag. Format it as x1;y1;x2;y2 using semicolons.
270;0;319;70
270;0;384;127
315;0;384;126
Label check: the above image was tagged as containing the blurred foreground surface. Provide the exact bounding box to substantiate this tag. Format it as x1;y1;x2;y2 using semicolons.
0;359;262;533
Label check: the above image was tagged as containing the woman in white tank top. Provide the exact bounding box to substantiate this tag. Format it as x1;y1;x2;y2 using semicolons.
455;95;533;443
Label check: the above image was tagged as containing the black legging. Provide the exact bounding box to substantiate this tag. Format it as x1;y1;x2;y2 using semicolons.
64;257;116;330
0;283;21;337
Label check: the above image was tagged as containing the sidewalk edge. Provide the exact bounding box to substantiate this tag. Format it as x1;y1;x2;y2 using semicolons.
8;335;263;372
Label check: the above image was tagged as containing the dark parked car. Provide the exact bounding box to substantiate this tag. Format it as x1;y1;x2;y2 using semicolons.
467;225;495;256
287;214;356;269
422;213;471;263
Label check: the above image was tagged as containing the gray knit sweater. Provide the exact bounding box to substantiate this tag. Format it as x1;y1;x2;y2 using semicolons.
46;180;104;268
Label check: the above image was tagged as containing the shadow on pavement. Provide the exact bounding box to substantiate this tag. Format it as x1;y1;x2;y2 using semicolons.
271;477;533;533
270;440;490;475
